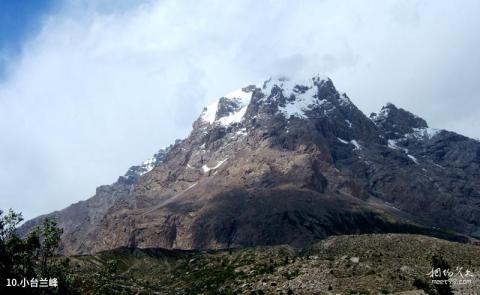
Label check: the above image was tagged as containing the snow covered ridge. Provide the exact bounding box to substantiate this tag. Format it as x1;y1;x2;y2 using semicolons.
200;74;348;124
386;128;443;165
385;127;442;142
125;153;163;177
137;157;156;176
410;127;442;140
121;140;181;181
371;102;393;122
264;76;325;119
259;74;351;119
386;128;442;147
259;74;328;101
200;87;254;126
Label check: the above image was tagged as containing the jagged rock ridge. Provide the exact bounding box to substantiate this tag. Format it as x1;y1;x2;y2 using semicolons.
20;74;480;254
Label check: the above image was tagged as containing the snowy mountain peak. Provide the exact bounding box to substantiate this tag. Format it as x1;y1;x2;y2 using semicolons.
257;74;354;119
199;74;349;125
259;74;330;95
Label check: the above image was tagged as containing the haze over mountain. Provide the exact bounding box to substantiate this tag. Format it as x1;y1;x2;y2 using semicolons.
20;74;480;255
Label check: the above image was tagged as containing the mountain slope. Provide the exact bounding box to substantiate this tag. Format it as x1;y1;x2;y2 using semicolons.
19;74;480;254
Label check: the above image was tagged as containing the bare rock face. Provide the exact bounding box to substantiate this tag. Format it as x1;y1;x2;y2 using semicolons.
19;74;480;255
370;103;428;139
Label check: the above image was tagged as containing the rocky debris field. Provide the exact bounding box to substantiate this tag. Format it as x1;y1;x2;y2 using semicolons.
69;234;480;294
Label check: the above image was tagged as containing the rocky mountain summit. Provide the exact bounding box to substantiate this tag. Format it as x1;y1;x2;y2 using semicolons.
20;74;480;255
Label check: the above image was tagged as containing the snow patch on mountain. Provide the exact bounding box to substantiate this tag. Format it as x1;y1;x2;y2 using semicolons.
411;127;441;140
387;139;408;153
370;103;393;124
280;88;323;118
235;128;247;136
138;158;156;175
338;93;352;107
200;74;344;124
201;87;253;126
387;139;401;150
387;139;420;164
121;142;179;182
217;102;249;125
350;140;362;150
201;101;218;124
407;154;419;164
259;75;332;119
260;74;327;96
202;158;228;173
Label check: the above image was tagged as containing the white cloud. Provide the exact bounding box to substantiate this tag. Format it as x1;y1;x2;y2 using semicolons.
1;0;480;219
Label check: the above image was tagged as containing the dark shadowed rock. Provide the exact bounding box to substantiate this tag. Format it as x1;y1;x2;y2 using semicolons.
370;103;428;139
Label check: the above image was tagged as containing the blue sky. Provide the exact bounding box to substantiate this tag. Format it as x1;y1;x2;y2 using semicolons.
1;0;480;220
0;0;57;78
